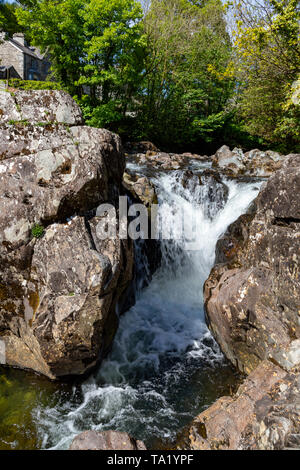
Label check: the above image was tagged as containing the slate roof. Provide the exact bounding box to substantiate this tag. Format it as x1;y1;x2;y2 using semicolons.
8;37;45;60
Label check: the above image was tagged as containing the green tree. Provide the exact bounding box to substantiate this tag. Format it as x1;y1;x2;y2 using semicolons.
0;1;39;35
16;0;145;124
16;0;87;94
137;0;234;150
0;1;23;35
230;0;300;151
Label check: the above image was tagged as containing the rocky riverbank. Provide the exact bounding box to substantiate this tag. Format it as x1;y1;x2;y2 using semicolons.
174;153;300;450
204;154;300;375
124;141;287;178
175;360;300;450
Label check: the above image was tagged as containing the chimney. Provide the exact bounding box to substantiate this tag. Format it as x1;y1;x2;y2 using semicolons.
13;33;25;46
0;32;7;41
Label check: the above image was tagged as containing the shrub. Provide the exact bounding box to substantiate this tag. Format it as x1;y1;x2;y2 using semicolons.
77;97;123;129
31;224;44;239
8;79;63;91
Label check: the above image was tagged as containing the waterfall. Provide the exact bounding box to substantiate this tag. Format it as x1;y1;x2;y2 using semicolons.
33;168;262;450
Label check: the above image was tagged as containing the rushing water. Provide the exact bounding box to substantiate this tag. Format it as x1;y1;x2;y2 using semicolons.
0;164;262;450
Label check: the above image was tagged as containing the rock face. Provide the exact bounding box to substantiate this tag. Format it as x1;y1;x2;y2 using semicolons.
204;154;300;375
0;89;83;125
124;141;159;154
0;90;134;378
176;153;300;451
123;172;158;208
176;360;300;450
212;145;285;177
70;430;146;450
122;171;161;287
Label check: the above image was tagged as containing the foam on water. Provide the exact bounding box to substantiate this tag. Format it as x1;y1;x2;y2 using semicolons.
187;159;213;172
32;171;262;449
125;161;145;174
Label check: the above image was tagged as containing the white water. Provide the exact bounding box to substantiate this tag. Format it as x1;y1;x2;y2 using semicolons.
33;170;262;450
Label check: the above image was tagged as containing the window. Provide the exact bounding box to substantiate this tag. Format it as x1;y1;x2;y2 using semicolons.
30;58;38;70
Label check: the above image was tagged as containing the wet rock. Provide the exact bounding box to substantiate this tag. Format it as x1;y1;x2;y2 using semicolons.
129;151;186;171
123;172;158;208
212;145;245;176
204;154;300;375
0;89;82;125
70;430;146;450
0;91;133;378
244;149;284;177
122;172;161;287
125;141;159;154
176;360;300;450
212;145;285;177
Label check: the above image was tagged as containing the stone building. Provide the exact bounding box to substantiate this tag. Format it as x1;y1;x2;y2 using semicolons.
0;32;50;81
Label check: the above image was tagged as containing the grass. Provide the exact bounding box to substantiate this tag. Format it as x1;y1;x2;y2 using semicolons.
31;224;44;239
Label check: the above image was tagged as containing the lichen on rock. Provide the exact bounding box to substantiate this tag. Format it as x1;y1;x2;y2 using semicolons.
212;144;286;178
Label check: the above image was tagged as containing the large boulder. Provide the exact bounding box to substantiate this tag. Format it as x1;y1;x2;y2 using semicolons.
0;89;83;125
212;145;245;176
212;145;285;177
128;151;208;172
70;430;146;450
176;360;300;450
175;153;300;451
204;154;300;375
123;172;158;208
0;91;134;378
143;151;188;170
244;148;284;177
125;141;159;154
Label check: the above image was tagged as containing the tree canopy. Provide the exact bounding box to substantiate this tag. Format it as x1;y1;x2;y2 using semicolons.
230;0;300;150
0;1;21;35
0;0;299;152
135;0;235;148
